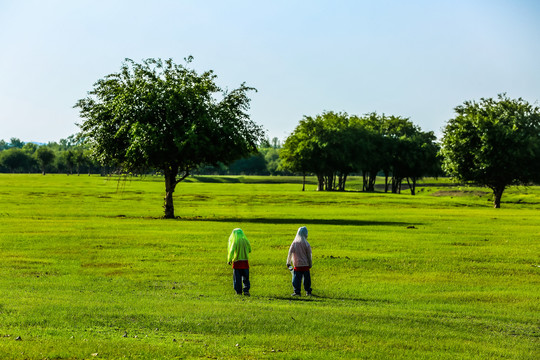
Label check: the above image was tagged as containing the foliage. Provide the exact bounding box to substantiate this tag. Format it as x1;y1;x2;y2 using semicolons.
228;152;268;175
282;112;440;193
0;174;538;359
260;147;285;175
0;148;34;172
9;137;24;148
22;142;38;155
0;139;99;175
75;57;264;218
441;94;540;208
35;146;55;175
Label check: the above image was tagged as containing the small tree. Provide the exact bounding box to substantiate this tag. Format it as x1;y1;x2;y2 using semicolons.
76;58;264;218
35;147;55;175
9;138;24;149
441;94;540;208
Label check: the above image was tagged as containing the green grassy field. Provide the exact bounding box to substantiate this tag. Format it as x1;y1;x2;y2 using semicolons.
0;174;538;359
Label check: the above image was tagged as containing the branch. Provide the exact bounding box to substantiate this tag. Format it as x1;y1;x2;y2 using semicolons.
175;170;190;186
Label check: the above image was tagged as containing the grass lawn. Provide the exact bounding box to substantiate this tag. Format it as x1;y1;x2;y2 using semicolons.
0;174;538;359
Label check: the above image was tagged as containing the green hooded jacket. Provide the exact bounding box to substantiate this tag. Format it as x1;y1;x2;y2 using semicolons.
227;228;251;263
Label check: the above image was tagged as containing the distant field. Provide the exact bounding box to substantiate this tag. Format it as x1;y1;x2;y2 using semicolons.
0;174;538;359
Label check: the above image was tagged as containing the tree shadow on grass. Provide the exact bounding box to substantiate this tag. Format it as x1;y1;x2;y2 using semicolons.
265;294;388;303
110;215;420;227
178;216;416;227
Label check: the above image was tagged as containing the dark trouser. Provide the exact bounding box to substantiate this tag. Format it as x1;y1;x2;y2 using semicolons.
233;268;250;294
292;270;311;294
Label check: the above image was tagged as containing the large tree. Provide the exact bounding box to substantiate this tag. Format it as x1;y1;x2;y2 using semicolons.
76;58;264;218
440;94;540;208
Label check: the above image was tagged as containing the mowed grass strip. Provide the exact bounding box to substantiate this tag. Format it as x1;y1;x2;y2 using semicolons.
0;174;538;359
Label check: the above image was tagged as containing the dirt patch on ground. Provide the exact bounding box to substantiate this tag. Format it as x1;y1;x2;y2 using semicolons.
431;190;490;197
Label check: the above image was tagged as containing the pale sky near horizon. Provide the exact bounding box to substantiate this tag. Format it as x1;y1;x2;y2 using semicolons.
1;0;539;144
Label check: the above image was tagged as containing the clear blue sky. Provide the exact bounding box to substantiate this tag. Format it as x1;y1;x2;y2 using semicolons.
1;0;539;143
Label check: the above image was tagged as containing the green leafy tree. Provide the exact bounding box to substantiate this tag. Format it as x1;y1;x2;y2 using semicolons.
75;58;264;218
1;148;33;172
261;147;283;175
354;113;421;193
441;94;540;208
380;115;420;194
229;153;268;175
317;112;357;191
281;113;329;191
22;142;38;155
9;138;24;148
0;140;8;151
35;147;56;175
74;149;89;175
393;131;440;195
64;150;76;175
351;113;387;192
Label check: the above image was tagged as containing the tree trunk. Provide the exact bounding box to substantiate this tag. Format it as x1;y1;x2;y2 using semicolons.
163;167;179;219
302;172;306;192
362;172;367;192
384;173;389;193
406;177;416;195
392;176;402;194
493;186;505;208
341;173;348;191
316;174;324;191
337;173;347;191
325;174;334;191
368;171;377;192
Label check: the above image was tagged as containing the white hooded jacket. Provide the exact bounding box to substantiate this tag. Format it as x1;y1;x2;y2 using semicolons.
286;226;312;268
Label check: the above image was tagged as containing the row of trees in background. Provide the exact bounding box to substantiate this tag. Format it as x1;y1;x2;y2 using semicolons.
0;136;282;176
280;111;441;194
0;136;101;175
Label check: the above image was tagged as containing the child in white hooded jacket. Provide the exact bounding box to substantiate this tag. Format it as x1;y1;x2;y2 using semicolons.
286;226;312;296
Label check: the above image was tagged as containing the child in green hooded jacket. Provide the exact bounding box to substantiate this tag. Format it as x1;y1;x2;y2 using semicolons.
227;228;252;296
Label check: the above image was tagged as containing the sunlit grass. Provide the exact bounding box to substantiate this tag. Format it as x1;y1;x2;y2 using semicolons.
0;174;538;359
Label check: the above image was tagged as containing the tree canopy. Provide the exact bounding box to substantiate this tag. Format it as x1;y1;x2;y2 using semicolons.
281;111;440;193
35;147;55;175
75;58;264;218
440;94;540;208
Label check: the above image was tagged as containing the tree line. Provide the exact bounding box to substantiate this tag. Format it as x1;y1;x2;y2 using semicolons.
0;136;101;175
280;111;441;194
0;136;284;176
